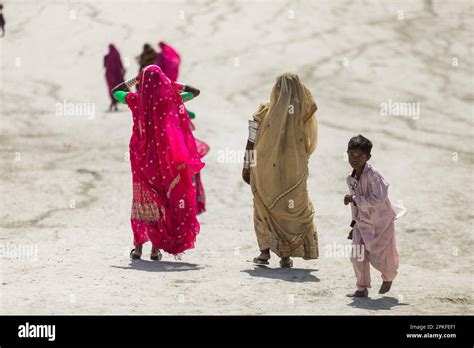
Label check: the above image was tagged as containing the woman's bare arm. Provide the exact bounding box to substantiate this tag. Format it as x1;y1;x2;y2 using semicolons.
111;81;129;94
242;140;254;185
183;84;200;97
112;76;137;94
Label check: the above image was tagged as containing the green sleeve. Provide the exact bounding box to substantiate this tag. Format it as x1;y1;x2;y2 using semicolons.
113;91;195;118
187;110;196;119
180;91;194;103
113;91;128;104
114;91;191;104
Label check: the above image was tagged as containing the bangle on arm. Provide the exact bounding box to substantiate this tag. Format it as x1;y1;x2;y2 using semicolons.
113;90;128;104
180;91;194;102
125;77;138;90
248;120;259;143
243;148;251;169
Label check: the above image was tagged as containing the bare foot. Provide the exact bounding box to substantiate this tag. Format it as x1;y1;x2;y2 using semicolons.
347;288;369;297
379;281;392;294
253;249;270;265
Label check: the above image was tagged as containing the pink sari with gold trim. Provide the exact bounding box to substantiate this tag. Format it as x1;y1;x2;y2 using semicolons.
125;65;204;254
156;41;209;214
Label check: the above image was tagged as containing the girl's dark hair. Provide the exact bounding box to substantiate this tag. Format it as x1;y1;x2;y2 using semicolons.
348;134;373;155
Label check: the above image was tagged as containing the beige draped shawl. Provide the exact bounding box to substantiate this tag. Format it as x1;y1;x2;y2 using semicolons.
250;73;319;259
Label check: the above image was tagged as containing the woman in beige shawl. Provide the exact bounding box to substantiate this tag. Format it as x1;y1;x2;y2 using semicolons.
242;73;319;268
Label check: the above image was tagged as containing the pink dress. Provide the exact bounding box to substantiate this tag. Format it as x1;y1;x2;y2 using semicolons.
346;163;406;291
125;65;204;255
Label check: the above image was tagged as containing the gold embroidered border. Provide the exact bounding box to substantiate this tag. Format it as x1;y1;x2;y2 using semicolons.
131;202;160;221
268;167;309;210
166;174;181;199
277;225;314;253
131;182;160;222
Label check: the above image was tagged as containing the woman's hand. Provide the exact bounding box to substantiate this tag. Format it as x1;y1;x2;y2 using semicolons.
344;195;354;205
184;85;200;97
242;167;250;185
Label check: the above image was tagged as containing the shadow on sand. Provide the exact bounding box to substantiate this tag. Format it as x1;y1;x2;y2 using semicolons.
242;265;320;283
348;295;409;310
111;260;203;273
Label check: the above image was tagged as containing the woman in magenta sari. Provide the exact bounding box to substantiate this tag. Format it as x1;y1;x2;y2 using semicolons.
156;41;180;82
104;44;126;112
112;65;204;260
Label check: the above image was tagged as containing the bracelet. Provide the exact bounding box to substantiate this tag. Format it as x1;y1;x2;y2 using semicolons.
248;120;259;143
125;77;138;89
244;150;250;163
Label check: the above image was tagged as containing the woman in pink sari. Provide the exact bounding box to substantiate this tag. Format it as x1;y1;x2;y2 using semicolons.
104;44;126;112
156;41;180;82
112;65;204;260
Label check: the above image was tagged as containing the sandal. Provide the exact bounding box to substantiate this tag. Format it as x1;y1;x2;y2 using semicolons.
347;289;369;298
379;281;392;294
150;248;162;261
130;248;141;260
253;257;270;265
279;258;293;268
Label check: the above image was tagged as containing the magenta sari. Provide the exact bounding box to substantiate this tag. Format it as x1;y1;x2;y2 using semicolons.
194;137;209;214
104;44;125;102
156;41;209;214
125;65;204;255
156;41;180;82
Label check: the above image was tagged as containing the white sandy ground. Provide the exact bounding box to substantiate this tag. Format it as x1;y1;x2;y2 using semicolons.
0;0;473;315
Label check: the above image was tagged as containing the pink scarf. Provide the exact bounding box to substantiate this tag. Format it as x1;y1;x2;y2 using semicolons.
156;41;180;82
125;65;204;254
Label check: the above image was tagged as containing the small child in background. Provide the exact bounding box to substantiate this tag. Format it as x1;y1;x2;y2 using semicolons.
344;135;406;297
